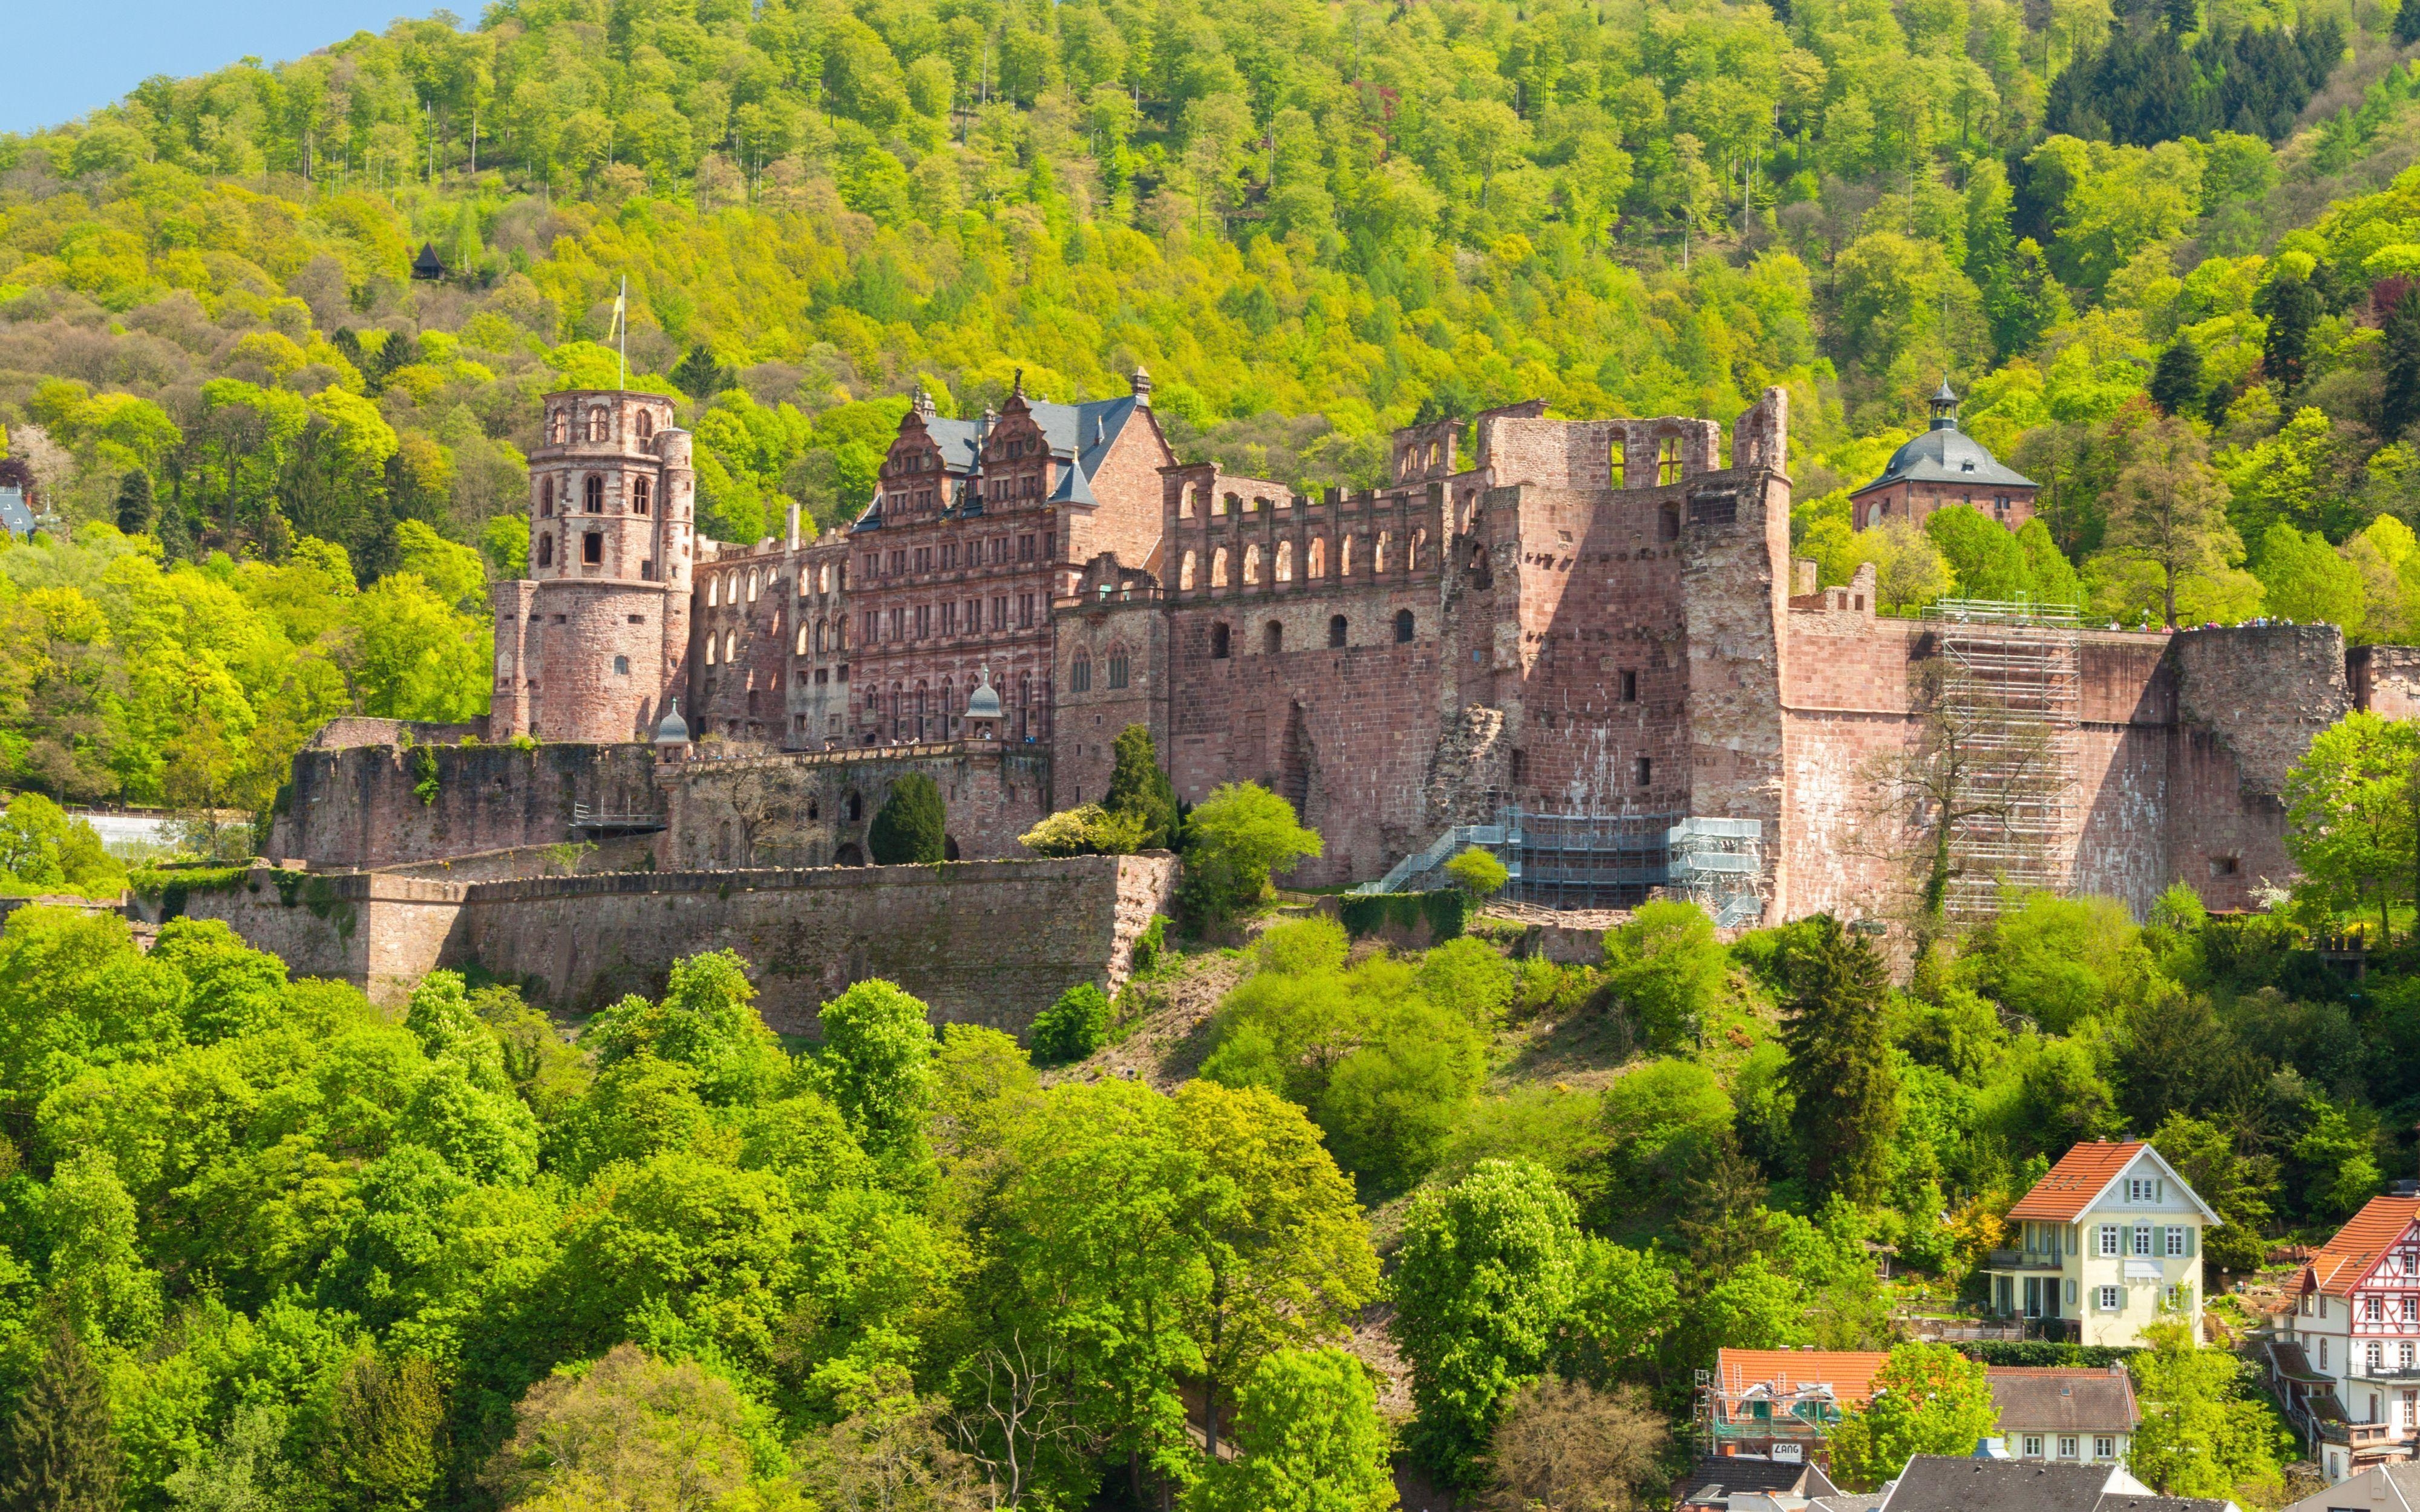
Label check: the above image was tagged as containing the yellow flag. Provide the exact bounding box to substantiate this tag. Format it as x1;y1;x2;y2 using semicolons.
610;290;626;339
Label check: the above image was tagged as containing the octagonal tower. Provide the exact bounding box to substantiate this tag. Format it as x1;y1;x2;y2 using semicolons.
490;389;696;743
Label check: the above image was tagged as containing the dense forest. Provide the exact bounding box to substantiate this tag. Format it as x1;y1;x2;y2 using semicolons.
2;0;2420;818
2;736;2413;1509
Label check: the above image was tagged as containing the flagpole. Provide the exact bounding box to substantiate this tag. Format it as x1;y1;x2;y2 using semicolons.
617;275;627;389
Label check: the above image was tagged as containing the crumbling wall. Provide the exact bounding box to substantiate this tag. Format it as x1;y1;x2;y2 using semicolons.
276;742;662;870
171;870;468;1005
2349;644;2420;719
661;745;1052;866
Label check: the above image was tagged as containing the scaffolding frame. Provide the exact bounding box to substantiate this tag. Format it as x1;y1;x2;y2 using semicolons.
1356;809;1764;921
1922;605;2081;920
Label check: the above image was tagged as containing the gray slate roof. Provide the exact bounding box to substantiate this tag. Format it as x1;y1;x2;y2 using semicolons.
1853;419;2036;494
1880;1458;2116;1512
1987;1368;2141;1435
2279;1460;2420;1511
0;487;30;538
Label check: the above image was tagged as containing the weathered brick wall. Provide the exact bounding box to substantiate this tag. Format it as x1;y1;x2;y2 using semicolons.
1052;564;1166;809
276;743;663;870
660;743;1053;866
454;853;1177;1032
692;541;798;743
2349;645;2420;719
177;855;1177;1032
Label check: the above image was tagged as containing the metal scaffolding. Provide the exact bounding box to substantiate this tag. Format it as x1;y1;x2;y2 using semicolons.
1921;599;2081;919
1356;809;1764;921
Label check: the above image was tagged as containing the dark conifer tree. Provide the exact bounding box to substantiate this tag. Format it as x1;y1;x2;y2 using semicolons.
1673;1129;1769;1285
111;470;153;537
1104;723;1178;849
868;772;947;864
2383;287;2420;444
2399;0;2420;46
2257;275;2323;395
1777;916;1900;1206
672;344;735;402
1;1323;122;1512
2148;339;2205;416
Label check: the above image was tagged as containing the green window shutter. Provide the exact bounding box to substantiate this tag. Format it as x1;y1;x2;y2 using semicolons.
2185;1227;2197;1258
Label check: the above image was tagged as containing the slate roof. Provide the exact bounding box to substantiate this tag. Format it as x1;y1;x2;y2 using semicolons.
0;486;31;538
2301;1196;2420;1295
2277;1461;2420;1511
1987;1366;2141;1435
1681;1456;1820;1499
1878;1458;2118;1512
871;394;1141;526
1852;410;2036;495
2096;1498;2236;1512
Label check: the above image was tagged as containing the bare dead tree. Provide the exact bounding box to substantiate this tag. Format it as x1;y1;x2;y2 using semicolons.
946;1335;1086;1511
723;766;794;866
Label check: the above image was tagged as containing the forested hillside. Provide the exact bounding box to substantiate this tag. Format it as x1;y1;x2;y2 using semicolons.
2;0;2419;818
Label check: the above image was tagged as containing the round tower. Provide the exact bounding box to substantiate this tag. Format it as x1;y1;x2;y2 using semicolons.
521;389;695;743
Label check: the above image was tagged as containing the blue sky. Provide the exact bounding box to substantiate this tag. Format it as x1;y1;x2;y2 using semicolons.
3;0;443;137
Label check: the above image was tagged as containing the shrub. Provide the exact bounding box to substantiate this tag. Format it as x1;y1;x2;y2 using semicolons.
1104;723;1179;849
1131;915;1168;973
868;772;947;863
1444;846;1509;898
1179;782;1321;925
1030;982;1110;1063
1018;803;1147;857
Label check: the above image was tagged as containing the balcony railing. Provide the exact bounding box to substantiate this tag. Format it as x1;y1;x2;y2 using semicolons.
1986;1250;2066;1271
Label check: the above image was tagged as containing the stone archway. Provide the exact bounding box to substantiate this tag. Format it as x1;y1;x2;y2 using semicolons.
944;836;961;861
834;842;865;867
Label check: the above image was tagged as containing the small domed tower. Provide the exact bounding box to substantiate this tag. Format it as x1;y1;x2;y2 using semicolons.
489;389;696;743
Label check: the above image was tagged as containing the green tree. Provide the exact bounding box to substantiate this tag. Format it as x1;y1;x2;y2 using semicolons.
1104;724;1179;850
1028;982;1109;1064
2255;524;2363;633
1825;1343;1999;1491
1180;783;1322;925
2126;1320;2290;1500
2104;417;2242;629
816;979;938;1162
1391;1159;1583;1489
2389;289;2420;445
1;1323;122;1512
1601;901;1727;1052
2147;339;2204;419
1443;847;1508;899
1184;1349;1394;1512
1779;917;1900;1205
2284;711;2420;943
869;773;948;864
112;469;154;536
482;1345;773;1511
326;1353;445;1512
2256;270;2323;397
2150;1114;2278;1273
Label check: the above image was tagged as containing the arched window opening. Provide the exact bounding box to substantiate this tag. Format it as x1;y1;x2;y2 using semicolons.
708;576;720;607
537;534;554;568
1243;545;1261;585
724;630;737;663
1375;532;1391;573
1108;650;1129;688
1341;535;1356;577
1217;493;1235;516
1071;655;1093;693
1264;621;1283;654
1180;550;1198;591
1308;537;1326;578
705;634;718;666
748;570;760;602
797;625;810;655
1395;609;1415;643
1659;504;1680;541
1411;529;1426;569
613;655;630;675
1212;547;1230;588
847;790;863;821
539;477;554;517
633;477;652;515
1211;622;1231;659
1275;541;1294;582
1180;486;1196;520
584;475;604;513
636;409;654;440
1328;614;1347;648
549;410;566;444
588;405;608;440
583;532;603;565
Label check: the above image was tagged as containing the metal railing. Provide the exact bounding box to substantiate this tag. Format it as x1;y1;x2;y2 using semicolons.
1356;809;1764;919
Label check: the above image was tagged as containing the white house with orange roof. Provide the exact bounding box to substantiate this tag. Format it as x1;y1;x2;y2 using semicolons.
2269;1195;2420;1483
1986;1141;2216;1347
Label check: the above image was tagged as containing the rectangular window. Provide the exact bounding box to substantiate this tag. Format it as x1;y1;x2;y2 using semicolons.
2099;1226;2121;1257
890;550;907;575
915;547;932;573
1019;593;1035;628
887;608;902;640
2167;1227;2188;1258
2094;1437;2115;1460
992;596;1008;631
941;602;957;635
2133;1225;2154;1257
2099;1286;2122;1312
2021;1436;2043;1458
993;537;1007;564
2368;1297;2386;1321
2058;1436;2077;1460
1634;756;1652;787
866;553;880;578
862;611;877;645
914;605;930;639
1018;533;1036;561
1620;670;1638;702
943;543;958;569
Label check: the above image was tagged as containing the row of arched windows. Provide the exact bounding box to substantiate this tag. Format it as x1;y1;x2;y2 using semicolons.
546;404;658;445
1068;649;1132;693
1176;530;1426;591
536;474;652;518
706;567;774;607
1206;610;1414;659
793;619;848;656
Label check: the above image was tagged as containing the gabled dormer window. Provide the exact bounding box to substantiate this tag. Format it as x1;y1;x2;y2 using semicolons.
2127;1176;2164;1204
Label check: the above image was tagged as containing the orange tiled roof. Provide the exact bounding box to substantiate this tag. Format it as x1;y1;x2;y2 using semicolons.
1716;1349;1892;1409
2007;1142;2145;1222
2303;1196;2420;1296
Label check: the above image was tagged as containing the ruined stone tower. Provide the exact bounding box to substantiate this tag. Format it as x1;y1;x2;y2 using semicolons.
489;389;695;743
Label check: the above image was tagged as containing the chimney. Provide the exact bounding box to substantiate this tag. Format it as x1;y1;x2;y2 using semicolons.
1130;364;1153;407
